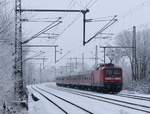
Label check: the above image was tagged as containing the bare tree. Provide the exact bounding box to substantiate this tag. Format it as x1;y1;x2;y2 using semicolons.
113;29;150;81
0;0;15;108
136;29;150;80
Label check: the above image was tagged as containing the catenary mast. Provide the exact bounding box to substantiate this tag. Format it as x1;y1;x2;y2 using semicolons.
14;0;24;100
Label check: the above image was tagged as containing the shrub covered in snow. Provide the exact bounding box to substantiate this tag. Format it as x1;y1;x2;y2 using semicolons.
124;79;150;94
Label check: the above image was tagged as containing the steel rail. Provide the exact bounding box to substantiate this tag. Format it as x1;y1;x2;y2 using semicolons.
117;94;150;101
31;87;68;114
35;86;93;114
49;86;150;113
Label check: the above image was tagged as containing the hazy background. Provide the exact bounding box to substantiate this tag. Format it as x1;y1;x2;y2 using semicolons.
20;0;150;65
17;0;150;83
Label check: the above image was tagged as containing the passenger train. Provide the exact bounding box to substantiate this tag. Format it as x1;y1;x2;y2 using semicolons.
56;63;123;93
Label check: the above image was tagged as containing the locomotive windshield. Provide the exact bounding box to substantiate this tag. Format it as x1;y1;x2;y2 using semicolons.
105;68;121;76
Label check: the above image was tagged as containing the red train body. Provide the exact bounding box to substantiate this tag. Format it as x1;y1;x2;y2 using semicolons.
56;63;122;93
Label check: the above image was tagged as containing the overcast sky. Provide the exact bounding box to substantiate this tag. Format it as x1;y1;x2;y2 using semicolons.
18;0;150;68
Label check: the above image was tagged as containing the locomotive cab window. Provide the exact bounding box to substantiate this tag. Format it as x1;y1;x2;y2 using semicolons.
114;69;121;75
105;68;121;77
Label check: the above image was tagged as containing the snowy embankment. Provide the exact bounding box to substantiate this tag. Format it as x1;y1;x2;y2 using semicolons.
27;85;64;114
27;83;150;114
123;79;150;94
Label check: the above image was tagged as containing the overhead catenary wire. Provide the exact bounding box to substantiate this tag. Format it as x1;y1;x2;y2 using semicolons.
53;0;98;64
52;1;101;65
85;16;117;23
87;0;99;9
19;1;94;68
51;0;76;35
34;0;86;41
73;0;85;9
0;51;45;72
22;51;46;63
23;0;150;67
55;0;98;42
85;15;117;44
56;51;71;63
22;17;62;44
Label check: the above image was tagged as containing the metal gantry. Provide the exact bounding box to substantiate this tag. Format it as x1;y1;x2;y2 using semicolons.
14;0;116;100
14;0;89;99
99;46;134;63
17;8;89;45
15;0;24;100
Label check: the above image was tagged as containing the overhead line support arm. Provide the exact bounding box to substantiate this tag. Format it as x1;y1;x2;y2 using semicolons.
17;9;89;46
99;46;134;48
22;45;58;47
84;15;117;45
16;9;89;13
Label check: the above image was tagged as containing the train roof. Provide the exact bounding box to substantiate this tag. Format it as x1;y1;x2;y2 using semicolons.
96;63;121;70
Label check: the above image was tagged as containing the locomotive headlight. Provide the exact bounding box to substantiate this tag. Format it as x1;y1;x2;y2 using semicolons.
105;77;112;80
114;77;121;80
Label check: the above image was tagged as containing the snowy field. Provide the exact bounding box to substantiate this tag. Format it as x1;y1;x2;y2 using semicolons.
27;82;150;114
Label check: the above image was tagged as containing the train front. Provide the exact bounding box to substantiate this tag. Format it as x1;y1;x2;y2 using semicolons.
102;64;123;93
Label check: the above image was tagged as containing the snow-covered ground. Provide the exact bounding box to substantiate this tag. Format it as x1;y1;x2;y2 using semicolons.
27;82;150;114
28;86;64;114
120;89;150;98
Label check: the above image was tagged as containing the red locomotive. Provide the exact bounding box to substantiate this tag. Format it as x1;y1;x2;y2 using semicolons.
56;63;122;93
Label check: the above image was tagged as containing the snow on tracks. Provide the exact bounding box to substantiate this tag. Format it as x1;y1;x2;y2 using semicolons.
32;86;93;114
28;83;150;114
45;84;150;114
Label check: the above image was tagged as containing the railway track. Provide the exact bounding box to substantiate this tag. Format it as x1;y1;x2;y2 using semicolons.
117;93;150;101
31;87;68;114
32;86;93;114
45;85;150;113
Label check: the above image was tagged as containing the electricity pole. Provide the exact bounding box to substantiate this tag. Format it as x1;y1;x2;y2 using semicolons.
15;0;24;100
82;53;84;73
95;45;98;68
70;57;72;75
132;26;138;80
39;63;42;83
104;47;106;63
55;46;57;63
75;57;78;69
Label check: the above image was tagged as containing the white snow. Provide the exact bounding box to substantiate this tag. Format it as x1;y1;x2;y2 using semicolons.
27;82;150;114
27;86;64;114
120;90;150;98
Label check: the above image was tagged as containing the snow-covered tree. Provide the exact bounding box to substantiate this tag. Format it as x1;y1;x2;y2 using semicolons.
112;29;150;81
0;0;15;108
